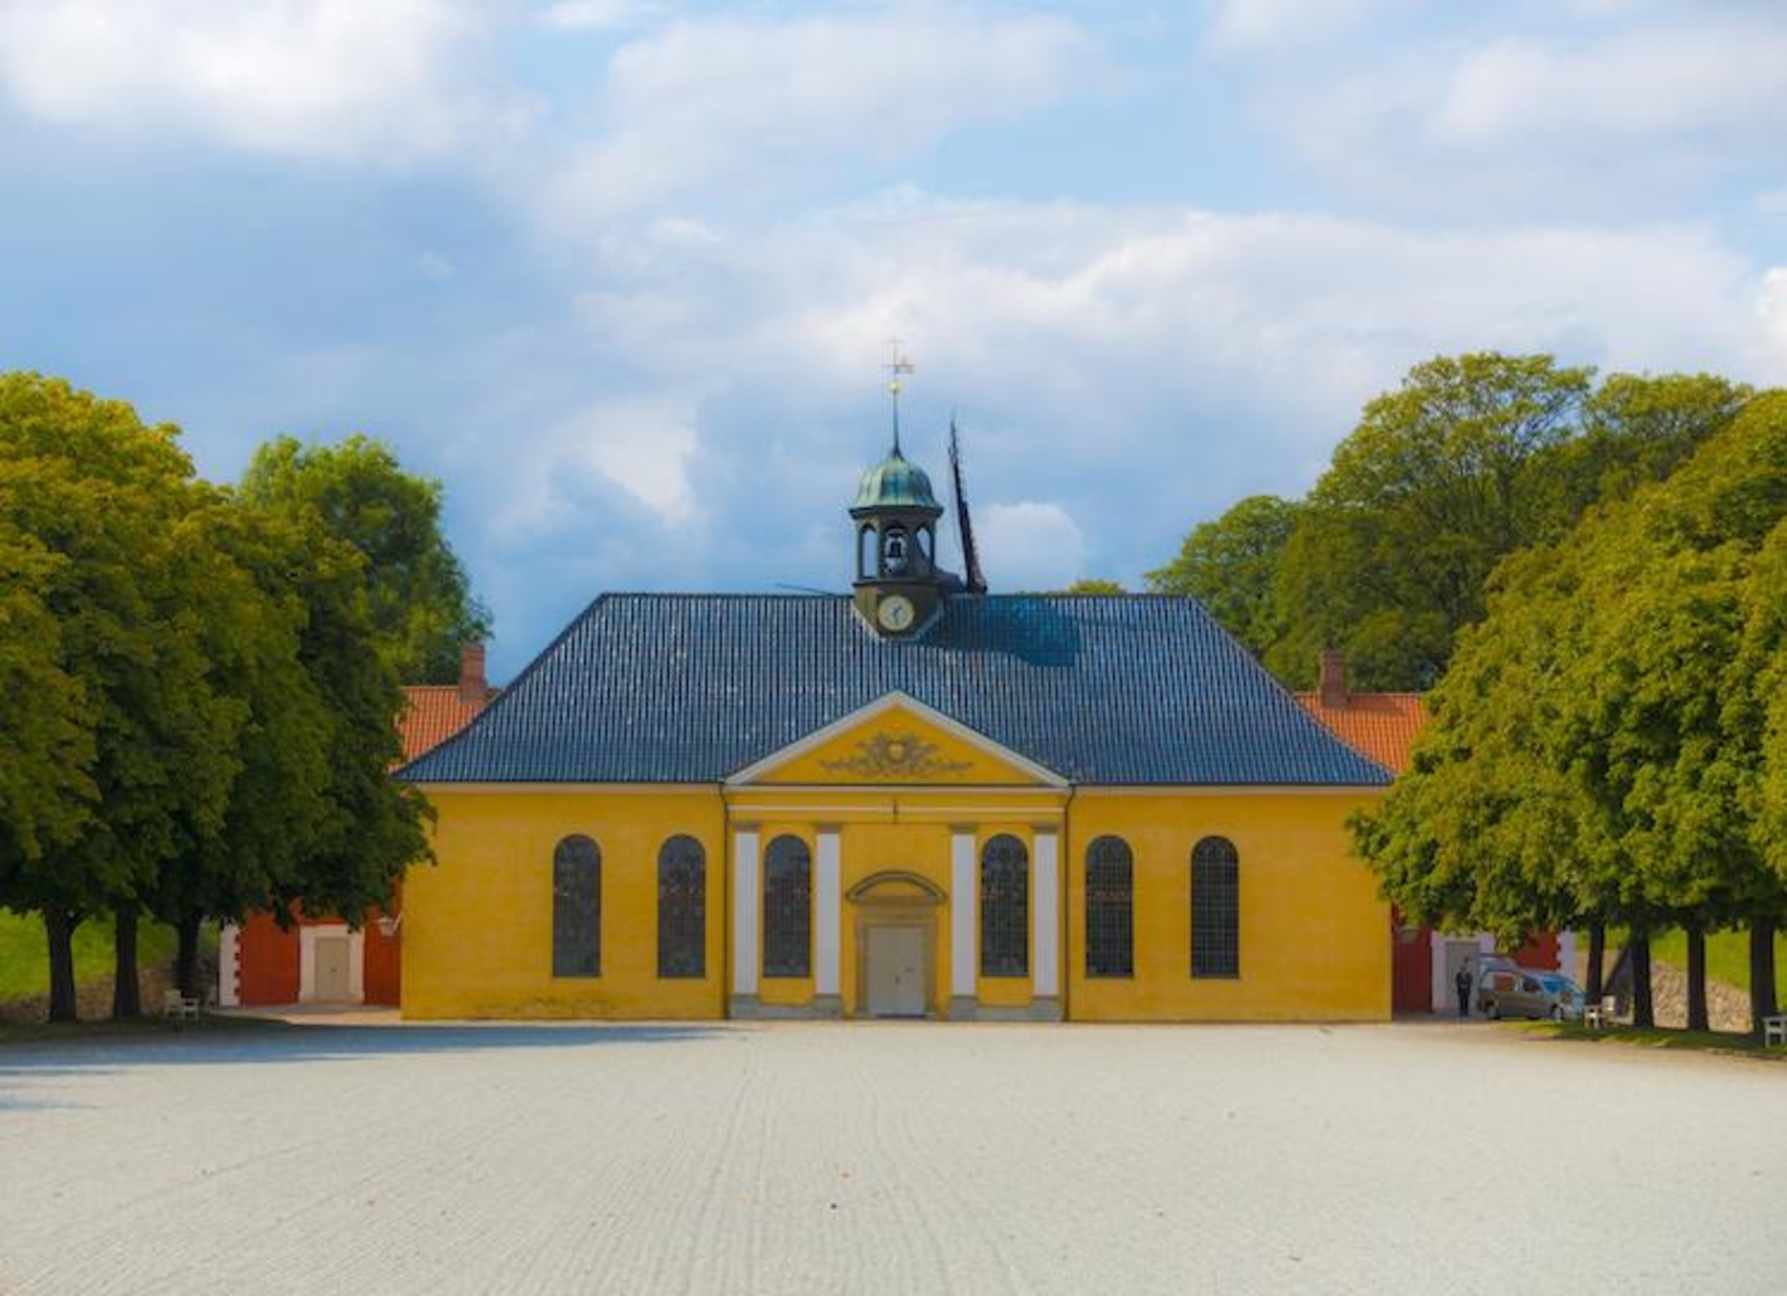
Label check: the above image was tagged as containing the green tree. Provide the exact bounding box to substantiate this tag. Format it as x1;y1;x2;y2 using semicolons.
0;523;95;884
1270;353;1595;689
1146;495;1298;660
1261;357;1750;690
185;496;433;995
0;374;240;1021
1355;390;1787;1033
1568;371;1755;506
146;496;335;999
239;435;489;684
1058;578;1126;595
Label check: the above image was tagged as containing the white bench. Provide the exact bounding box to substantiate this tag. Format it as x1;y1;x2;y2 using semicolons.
162;989;199;1022
1764;1015;1787;1047
1582;995;1617;1030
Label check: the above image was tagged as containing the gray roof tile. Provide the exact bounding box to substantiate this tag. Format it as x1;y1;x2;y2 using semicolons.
398;594;1392;787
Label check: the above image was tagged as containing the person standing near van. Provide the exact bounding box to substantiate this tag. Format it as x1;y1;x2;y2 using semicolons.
1455;964;1473;1018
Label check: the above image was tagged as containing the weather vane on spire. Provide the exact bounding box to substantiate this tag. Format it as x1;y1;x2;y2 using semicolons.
884;338;915;454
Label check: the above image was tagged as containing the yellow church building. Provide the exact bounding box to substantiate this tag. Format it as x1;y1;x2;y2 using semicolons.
396;431;1394;1022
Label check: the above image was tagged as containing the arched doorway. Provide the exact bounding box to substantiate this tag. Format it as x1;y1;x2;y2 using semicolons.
847;871;945;1018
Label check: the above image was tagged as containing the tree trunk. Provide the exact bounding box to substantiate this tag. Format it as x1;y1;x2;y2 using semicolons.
111;907;142;1019
1684;924;1708;1033
1629;929;1654;1029
1585;922;1606;1001
175;910;204;1001
1750;919;1779;1040
44;908;80;1024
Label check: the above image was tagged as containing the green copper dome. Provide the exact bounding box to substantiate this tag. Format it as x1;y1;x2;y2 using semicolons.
852;449;943;514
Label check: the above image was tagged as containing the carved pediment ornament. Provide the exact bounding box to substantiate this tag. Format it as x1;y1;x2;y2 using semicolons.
819;729;974;779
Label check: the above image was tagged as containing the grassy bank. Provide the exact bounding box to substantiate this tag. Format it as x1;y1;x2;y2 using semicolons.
1586;927;1787;1002
0;909;180;1001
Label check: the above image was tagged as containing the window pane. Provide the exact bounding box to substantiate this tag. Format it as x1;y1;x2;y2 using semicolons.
763;835;811;978
1086;836;1133;978
1191;836;1239;978
552;835;600;978
658;835;706;979
980;834;1029;978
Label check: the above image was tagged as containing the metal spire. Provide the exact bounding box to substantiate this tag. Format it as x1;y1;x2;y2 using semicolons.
883;339;915;455
949;414;988;594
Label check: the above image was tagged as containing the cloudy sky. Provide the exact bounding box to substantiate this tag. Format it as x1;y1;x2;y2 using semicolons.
4;0;1785;676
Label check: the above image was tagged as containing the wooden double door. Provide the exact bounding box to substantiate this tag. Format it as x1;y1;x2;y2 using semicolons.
864;924;927;1017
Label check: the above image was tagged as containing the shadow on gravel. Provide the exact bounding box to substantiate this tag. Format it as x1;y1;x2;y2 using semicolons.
0;1021;724;1076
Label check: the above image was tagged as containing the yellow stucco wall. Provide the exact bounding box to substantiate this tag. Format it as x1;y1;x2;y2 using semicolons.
401;787;727;1020
834;819;953;1017
726;786;1061;1017
1066;791;1389;1022
400;715;1388;1022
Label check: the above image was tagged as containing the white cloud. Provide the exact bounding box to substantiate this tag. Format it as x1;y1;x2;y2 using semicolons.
1760;269;1787;372
574;193;1782;435
1206;0;1386;50
518;190;1787;605
1437;24;1787;141
538;0;663;30
416;251;456;281
541;8;1097;225
1248;12;1787;218
977;502;1086;591
527;395;702;528
0;0;524;161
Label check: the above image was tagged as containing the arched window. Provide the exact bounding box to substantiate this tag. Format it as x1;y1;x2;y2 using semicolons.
858;525;874;580
1191;836;1239;978
980;834;1029;977
552;835;600;977
657;835;705;979
763;835;811;978
1085;836;1133;978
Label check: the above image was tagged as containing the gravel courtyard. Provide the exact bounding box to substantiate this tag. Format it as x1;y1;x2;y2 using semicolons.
1;1020;1779;1295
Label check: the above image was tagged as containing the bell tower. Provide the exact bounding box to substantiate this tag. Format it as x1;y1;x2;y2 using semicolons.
851;346;946;637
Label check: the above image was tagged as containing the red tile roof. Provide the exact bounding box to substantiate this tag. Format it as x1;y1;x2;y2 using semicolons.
1294;692;1428;776
398;686;494;762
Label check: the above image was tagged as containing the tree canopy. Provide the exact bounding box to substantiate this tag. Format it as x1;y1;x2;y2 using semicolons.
1146;494;1298;661
0;521;94;868
0;375;433;1019
1352;391;1787;1029
240;434;490;685
1157;355;1753;688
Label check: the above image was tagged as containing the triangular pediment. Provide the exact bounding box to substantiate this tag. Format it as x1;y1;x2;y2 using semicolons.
726;692;1066;787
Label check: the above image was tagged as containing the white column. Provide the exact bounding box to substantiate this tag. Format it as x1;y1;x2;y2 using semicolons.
950;828;977;1005
732;828;760;1002
1429;930;1447;1014
347;930;366;1004
1032;828;1060;1002
815;827;842;1001
218;923;241;1007
298;925;317;1002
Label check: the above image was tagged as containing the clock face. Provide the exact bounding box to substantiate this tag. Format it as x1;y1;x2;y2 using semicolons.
877;594;916;631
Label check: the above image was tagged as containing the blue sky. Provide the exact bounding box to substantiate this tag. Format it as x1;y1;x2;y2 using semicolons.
3;0;1785;678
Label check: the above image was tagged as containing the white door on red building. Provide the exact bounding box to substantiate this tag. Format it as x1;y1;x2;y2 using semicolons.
313;936;352;1002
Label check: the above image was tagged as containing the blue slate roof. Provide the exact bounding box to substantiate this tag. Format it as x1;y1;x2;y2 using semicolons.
398;594;1391;787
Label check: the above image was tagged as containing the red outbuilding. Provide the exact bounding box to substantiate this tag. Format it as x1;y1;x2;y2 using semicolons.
1296;650;1572;1015
219;645;496;1008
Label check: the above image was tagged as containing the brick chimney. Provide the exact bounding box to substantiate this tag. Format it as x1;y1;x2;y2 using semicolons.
1318;648;1349;709
458;641;488;704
